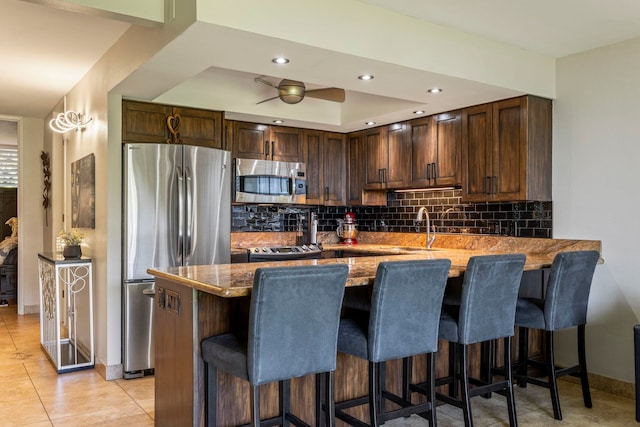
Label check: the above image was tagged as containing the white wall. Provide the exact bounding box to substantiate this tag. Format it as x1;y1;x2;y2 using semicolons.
16;117;45;314
554;37;640;382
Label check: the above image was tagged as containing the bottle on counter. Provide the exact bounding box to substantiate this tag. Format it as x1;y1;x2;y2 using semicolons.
296;215;304;246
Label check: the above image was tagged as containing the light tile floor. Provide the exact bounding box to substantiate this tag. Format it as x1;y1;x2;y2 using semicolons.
1;303;636;426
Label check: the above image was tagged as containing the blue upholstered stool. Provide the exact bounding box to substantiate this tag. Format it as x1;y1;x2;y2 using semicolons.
335;259;452;427
432;254;526;427
201;264;349;427
515;250;599;420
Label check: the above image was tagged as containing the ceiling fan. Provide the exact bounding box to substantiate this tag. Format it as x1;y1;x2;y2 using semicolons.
254;76;346;105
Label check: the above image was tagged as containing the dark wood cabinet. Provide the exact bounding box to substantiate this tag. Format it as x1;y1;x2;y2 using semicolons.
461;95;551;202
302;130;346;206
347;131;365;206
230;121;301;162
122;100;171;143
409;112;461;187
122;100;223;149
363;122;409;190
172;106;224;149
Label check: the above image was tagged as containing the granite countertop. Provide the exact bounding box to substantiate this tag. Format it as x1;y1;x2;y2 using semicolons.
148;232;602;298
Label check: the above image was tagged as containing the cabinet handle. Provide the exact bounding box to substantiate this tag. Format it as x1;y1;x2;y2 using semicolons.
432;163;437;181
379;169;383;183
492;176;497;194
426;163;431;180
324;186;329;201
485;176;491;194
383;168;387;183
264;140;269;158
271;141;275;160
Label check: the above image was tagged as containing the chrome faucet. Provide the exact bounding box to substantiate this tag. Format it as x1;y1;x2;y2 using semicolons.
416;206;436;248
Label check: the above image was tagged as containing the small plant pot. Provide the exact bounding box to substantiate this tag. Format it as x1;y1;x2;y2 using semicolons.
63;245;82;259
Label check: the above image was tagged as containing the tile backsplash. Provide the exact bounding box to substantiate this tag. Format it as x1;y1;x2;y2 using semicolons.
232;189;552;239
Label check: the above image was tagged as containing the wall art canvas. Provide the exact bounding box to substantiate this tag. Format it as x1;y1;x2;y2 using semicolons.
71;153;95;229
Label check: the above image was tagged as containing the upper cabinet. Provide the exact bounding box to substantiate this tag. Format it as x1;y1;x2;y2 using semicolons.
122;100;223;149
461;95;552;202
302;130;346;206
363;123;410;190
230;121;301;162
408;111;461;188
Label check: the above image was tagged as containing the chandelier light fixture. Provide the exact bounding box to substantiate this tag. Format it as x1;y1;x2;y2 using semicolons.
49;97;93;133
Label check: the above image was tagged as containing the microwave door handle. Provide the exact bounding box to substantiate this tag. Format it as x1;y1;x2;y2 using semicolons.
290;174;296;198
184;167;193;262
177;166;184;263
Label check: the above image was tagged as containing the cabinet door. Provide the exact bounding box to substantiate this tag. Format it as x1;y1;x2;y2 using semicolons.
173;107;223;149
433;111;461;186
231;121;268;159
461;103;493;202
270;126;301;162
322;132;346;206
492;97;525;201
363;127;387;190
122;100;171;143
385;122;409;189
347;132;365;206
409;116;436;187
302;130;323;205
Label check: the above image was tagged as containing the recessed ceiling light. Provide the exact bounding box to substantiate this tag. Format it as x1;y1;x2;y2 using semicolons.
358;74;374;81
365;121;376;126
272;57;289;64
428;88;442;93
273;119;284;124
413;110;425;115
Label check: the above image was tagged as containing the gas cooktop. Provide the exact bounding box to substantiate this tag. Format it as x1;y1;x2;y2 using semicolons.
247;244;322;261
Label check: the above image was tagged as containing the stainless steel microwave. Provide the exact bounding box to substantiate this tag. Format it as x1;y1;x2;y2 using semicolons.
234;158;307;204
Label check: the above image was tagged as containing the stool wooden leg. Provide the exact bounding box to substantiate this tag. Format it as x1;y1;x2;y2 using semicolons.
425;352;436;427
504;337;518;427
459;344;473;427
546;331;562;420
369;361;380;427
577;324;592;408
326;371;336;427
250;385;261;427
280;379;291;426
402;356;412;402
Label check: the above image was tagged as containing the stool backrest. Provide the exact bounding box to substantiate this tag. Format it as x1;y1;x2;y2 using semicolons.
248;264;349;385
458;254;526;345
544;250;599;330
368;259;451;362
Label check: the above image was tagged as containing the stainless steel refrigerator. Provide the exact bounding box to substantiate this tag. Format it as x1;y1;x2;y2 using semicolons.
122;143;230;378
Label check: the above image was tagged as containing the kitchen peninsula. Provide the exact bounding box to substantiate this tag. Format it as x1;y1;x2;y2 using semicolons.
148;233;601;427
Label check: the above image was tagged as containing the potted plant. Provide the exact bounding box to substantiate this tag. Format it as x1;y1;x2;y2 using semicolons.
58;228;85;259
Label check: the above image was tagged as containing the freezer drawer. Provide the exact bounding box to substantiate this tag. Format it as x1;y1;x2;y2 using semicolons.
123;281;155;378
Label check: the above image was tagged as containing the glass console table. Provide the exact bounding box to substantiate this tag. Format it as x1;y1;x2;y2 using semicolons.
37;252;94;373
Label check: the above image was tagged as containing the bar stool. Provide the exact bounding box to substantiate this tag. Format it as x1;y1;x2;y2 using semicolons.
200;264;349;427
430;254;526;427
515;250;599;420
335;259;452;427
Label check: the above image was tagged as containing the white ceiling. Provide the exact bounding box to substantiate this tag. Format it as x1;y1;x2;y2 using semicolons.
2;0;640;131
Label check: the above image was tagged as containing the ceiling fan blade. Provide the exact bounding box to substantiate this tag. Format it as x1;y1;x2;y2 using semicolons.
256;95;280;105
254;76;279;89
304;88;346;103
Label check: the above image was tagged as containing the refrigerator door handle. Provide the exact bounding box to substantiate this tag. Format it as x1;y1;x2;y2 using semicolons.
177;166;184;263
185;166;193;262
142;288;155;297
